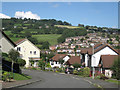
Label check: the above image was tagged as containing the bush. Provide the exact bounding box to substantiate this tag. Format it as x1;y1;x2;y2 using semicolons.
83;67;90;77
100;74;109;80
73;70;78;75
17;59;26;66
2;72;12;82
95;75;101;79
73;63;82;69
111;57;120;80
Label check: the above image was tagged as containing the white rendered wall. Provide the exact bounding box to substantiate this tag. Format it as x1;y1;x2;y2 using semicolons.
91;46;118;67
0;35;14;54
15;40;40;67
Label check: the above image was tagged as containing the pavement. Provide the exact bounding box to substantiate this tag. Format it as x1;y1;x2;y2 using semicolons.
1;69;120;89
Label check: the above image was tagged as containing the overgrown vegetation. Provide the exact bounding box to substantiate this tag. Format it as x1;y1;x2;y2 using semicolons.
111;56;120;80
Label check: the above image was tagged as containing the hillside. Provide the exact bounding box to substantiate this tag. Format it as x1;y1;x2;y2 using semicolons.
2;18;87;49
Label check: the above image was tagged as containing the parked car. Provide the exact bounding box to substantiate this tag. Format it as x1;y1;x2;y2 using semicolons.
65;67;74;74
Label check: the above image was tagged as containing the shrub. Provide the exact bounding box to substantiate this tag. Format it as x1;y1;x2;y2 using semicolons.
73;70;78;75
83;67;90;77
100;74;109;80
17;58;26;66
31;67;37;70
58;68;62;72
111;56;120;80
2;72;12;82
95;75;101;79
73;63;82;69
46;63;51;68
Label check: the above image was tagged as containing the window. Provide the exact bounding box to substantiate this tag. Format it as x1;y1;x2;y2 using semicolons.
34;51;36;55
30;51;32;54
56;61;57;64
17;47;21;51
51;62;54;65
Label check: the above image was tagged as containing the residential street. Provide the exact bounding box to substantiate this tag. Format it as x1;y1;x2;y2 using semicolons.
19;69;96;88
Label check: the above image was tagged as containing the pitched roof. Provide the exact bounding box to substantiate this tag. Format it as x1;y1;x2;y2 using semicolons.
0;30;16;47
66;56;81;65
15;38;26;45
80;43;119;55
15;38;40;51
100;55;119;68
51;54;67;61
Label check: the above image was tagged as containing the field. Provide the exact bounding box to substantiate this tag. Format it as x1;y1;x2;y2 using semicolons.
32;34;61;46
4;31;61;46
54;25;84;29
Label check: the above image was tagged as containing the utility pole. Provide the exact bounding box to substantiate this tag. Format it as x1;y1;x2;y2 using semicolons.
91;43;95;79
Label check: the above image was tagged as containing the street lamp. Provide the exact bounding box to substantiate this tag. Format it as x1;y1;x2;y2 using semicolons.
90;43;95;79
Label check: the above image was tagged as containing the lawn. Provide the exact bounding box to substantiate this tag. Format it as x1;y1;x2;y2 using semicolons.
105;79;120;85
54;25;84;29
3;71;32;81
10;37;23;42
32;34;61;46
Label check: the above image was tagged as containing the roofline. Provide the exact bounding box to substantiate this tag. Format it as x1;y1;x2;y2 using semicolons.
93;44;119;55
16;38;41;51
1;30;16;47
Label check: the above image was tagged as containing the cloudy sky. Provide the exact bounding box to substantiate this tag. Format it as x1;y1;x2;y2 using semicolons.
1;2;119;28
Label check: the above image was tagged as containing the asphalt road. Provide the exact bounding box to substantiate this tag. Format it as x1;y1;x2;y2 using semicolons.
18;69;96;88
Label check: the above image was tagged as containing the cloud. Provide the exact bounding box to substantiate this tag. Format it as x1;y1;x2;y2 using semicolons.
52;4;59;8
15;11;40;20
0;13;11;19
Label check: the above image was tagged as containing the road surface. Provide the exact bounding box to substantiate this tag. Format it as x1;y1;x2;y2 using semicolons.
19;69;96;88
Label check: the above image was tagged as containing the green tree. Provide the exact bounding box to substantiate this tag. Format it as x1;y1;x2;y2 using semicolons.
17;58;26;66
8;49;20;78
41;41;50;49
111;56;120;80
38;60;45;70
24;31;32;38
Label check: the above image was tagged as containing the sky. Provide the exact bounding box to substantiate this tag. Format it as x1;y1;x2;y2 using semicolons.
1;2;118;28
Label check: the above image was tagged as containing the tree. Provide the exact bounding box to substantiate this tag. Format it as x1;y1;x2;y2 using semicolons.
24;31;32;38
29;59;35;67
8;49;20;78
17;58;26;66
41;41;50;49
111;57;120;80
38;60;46;70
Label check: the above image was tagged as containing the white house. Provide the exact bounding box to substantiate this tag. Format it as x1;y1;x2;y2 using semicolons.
80;43;119;68
0;30;16;54
50;54;70;68
98;55;119;78
15;38;41;67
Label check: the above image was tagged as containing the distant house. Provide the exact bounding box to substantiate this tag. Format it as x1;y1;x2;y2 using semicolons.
49;45;56;51
15;38;41;67
50;54;70;68
80;43;119;68
66;56;81;67
98;55;119;78
0;30;16;53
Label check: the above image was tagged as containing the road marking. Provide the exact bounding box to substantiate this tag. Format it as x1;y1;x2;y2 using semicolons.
84;79;92;84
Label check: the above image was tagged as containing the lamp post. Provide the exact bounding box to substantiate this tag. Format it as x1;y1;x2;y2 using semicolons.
91;43;95;79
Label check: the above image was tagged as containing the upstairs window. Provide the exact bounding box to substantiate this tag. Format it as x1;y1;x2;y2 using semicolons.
17;47;21;51
34;51;36;55
30;51;32;54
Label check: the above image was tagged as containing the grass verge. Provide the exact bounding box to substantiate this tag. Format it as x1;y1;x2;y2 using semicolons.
105;79;120;85
3;71;32;81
